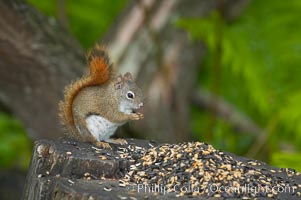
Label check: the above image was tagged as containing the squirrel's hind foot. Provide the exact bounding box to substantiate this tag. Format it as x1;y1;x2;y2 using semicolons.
105;138;128;145
94;141;112;149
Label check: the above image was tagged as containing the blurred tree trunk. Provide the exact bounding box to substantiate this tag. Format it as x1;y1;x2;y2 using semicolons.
103;0;250;142
0;0;249;142
0;0;85;139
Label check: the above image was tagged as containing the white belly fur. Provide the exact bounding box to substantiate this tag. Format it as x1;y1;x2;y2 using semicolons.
86;115;120;141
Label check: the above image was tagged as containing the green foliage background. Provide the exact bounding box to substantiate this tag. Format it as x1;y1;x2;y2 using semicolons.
0;113;32;169
1;0;301;172
177;0;301;171
27;0;127;48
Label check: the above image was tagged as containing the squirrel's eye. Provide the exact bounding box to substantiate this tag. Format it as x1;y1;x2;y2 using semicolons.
127;91;135;99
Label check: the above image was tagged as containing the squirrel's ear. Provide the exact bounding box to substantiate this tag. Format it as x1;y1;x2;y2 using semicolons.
123;72;133;81
114;75;124;90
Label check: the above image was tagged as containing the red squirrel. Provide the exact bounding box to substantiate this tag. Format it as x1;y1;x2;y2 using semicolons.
59;45;144;149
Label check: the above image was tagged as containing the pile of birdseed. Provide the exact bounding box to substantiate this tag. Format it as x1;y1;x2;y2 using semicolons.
118;142;301;198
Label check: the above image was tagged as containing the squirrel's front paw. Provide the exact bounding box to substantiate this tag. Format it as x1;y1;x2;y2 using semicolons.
130;112;144;120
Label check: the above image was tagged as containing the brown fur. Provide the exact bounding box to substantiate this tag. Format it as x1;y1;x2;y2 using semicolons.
58;45;113;136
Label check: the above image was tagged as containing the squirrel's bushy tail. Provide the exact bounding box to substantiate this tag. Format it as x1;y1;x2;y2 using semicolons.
87;45;112;84
59;45;113;132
